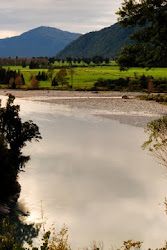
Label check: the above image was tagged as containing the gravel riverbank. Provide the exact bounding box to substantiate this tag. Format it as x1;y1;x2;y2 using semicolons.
0;90;166;128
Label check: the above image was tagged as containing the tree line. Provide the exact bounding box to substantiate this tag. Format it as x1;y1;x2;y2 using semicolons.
0;56;110;68
0;68;25;88
93;75;167;93
0;67;72;89
0;57;49;68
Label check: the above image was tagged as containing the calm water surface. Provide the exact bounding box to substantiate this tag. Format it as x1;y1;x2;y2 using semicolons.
11;98;167;249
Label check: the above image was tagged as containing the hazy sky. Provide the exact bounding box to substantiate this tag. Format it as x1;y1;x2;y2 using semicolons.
0;0;123;38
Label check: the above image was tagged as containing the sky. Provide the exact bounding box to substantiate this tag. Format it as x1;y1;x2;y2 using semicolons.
0;0;123;38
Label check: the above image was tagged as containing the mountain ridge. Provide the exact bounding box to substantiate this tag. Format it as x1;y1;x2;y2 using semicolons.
0;26;81;57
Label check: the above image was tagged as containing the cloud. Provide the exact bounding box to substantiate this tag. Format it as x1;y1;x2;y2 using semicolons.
0;0;123;37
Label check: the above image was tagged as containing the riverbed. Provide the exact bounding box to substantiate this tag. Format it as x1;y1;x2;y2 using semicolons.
0;90;167;128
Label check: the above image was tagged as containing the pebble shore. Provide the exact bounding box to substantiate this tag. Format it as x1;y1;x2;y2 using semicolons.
0;90;166;128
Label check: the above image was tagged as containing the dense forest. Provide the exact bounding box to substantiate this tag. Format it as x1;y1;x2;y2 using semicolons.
57;23;136;59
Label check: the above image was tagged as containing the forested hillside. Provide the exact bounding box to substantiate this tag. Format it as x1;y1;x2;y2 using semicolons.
57;23;136;59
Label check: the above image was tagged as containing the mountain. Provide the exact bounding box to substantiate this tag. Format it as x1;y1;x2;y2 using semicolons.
57;23;136;59
0;26;81;57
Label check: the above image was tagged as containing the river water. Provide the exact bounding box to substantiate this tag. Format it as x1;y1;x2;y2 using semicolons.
3;97;167;249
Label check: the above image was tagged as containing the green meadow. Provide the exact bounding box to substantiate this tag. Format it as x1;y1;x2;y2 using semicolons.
2;65;167;89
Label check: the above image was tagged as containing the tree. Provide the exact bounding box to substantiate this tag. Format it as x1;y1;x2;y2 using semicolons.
15;75;23;88
0;94;42;171
143;116;167;168
92;56;103;65
0;217;70;250
104;58;110;65
51;77;58;87
0;215;40;248
29;60;39;69
66;57;72;65
0;134;18;204
9;77;15;89
21;74;25;85
47;66;54;81
147;77;154;94
36;71;48;81
68;68;75;88
30;77;40;89
56;68;69;87
116;0;167;69
0;94;41;206
22;60;26;68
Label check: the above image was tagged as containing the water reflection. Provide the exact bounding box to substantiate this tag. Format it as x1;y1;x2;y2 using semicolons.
16;99;167;249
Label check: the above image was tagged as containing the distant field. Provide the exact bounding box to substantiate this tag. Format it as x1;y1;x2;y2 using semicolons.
2;65;167;89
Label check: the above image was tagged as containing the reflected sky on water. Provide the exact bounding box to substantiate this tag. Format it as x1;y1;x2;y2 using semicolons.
9;98;167;249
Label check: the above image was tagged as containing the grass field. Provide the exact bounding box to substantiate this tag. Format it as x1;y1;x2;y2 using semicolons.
1;65;167;89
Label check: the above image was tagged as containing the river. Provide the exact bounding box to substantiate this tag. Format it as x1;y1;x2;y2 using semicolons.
4;97;167;249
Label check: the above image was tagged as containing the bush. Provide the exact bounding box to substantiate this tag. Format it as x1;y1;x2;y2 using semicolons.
94;78;129;91
93;76;167;92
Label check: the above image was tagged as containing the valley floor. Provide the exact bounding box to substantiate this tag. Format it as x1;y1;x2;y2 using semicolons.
0;90;167;128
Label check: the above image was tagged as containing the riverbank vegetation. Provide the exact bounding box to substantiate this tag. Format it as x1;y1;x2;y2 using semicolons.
143;116;167;168
0;94;41;213
137;94;167;105
0;217;167;249
93;75;167;92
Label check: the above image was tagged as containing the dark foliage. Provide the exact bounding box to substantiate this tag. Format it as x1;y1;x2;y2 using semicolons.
0;213;40;249
94;78;129;91
116;0;167;68
93;76;167;92
138;94;167;104
0;68;25;87
0;94;41;206
29;60;40;69
36;71;48;81
51;77;59;87
0;57;50;68
0;68;17;84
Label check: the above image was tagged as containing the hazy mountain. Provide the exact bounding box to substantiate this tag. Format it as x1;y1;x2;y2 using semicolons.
57;23;136;59
0;26;81;57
